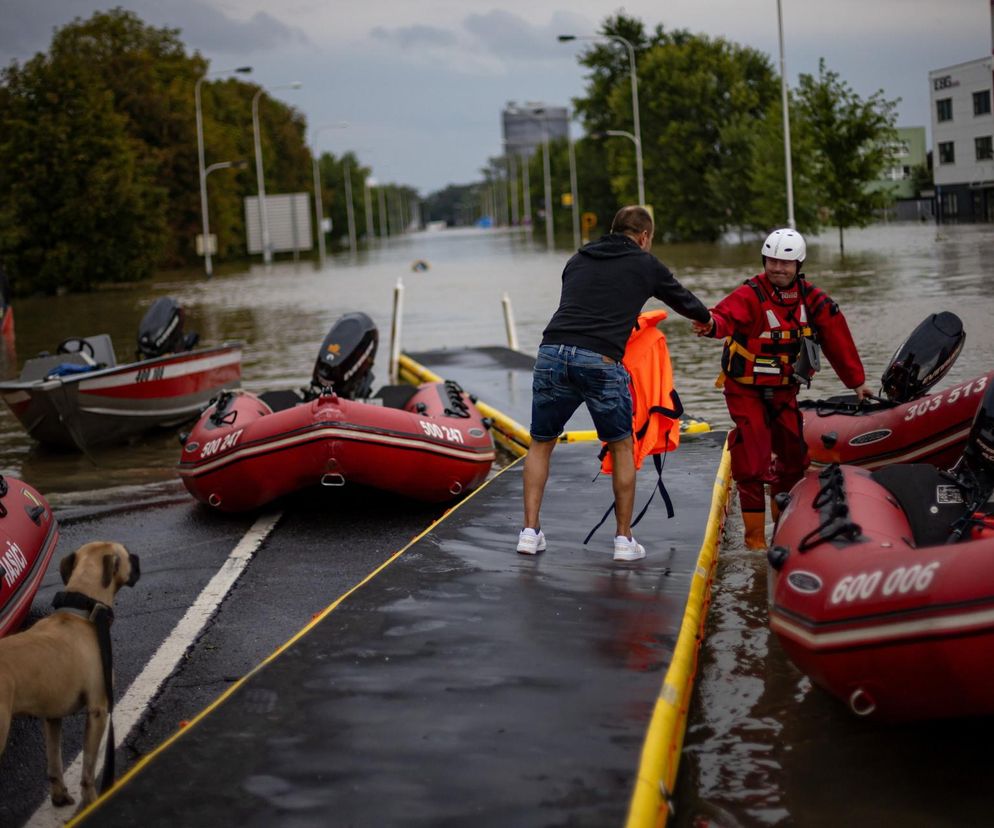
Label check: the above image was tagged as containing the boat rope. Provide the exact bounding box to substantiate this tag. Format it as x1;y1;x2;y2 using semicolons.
798;464;863;552
442;380;472;419
208;390;238;427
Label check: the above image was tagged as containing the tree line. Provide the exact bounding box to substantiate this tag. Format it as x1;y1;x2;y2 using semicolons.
433;13;904;253
0;9;407;294
1;10;905;294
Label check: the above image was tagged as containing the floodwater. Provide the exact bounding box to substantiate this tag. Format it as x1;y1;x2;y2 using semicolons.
3;222;993;825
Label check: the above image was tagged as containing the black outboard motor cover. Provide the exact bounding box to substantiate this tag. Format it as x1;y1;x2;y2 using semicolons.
880;311;964;403
312;312;377;399
138;297;193;359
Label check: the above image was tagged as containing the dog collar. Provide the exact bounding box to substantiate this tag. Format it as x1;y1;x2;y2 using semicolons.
52;590;114;624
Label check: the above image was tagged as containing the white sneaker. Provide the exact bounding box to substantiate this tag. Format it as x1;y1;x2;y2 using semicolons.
613;535;646;562
517;528;547;555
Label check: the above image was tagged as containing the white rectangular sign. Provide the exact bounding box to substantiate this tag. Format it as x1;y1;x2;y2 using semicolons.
245;193;313;253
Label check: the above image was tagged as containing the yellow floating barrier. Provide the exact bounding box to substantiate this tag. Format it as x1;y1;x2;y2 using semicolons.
624;439;732;828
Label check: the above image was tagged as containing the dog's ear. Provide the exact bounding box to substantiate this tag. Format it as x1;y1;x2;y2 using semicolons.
126;553;140;587
102;554;117;589
59;552;77;585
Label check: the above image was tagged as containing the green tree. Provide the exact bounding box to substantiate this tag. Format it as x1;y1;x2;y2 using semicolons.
795;59;899;253
423;183;480;227
0;38;168;292
315;151;370;249
725;94;821;235
571;15;780;241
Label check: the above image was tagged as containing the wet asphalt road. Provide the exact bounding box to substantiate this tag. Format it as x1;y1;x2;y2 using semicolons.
0;482;444;828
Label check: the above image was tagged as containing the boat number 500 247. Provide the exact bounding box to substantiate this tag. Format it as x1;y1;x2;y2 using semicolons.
830;562;940;605
420;421;464;443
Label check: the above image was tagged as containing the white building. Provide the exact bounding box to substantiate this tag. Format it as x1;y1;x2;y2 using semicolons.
929;56;994;221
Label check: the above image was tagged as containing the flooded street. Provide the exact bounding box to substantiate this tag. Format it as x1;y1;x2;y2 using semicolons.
3;222;993;825
7;222;992;504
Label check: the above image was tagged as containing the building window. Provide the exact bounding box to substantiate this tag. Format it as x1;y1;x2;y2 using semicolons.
938;141;955;164
937;98;953;122
976;135;993;161
974;90;992;116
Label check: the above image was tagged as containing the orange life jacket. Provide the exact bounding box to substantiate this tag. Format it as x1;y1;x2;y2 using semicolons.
601;309;682;473
721;277;814;387
585;309;681;543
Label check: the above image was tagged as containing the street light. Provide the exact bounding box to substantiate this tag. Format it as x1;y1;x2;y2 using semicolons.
558;33;644;206
777;0;796;228
566;115;580;249
206;160;249;176
252;81;302;265
311;122;351;267
195;65;252;278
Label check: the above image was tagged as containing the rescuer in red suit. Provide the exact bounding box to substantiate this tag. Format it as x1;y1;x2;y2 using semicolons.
693;229;872;549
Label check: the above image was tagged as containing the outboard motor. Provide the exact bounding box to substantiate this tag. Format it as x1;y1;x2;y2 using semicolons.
137;297;199;359
312;312;378;399
958;379;994;491
880;312;964;403
946;380;994;542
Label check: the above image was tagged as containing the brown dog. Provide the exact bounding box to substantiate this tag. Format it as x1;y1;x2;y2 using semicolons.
0;541;139;809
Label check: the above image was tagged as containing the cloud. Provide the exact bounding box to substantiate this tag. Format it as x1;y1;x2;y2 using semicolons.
362;8;597;79
0;0;308;64
370;23;457;49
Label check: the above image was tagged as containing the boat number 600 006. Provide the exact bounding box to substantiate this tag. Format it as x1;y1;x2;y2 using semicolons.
830;561;940;605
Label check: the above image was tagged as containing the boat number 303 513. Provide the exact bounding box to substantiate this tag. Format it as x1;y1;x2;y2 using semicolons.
904;375;988;422
419;421;464;443
830;562;941;605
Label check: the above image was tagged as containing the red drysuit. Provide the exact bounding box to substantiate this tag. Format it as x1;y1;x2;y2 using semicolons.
710;272;865;513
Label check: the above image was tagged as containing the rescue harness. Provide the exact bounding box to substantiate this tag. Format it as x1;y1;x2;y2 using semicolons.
718;276;821;388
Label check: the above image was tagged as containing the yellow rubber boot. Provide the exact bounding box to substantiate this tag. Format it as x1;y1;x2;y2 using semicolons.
742;511;768;550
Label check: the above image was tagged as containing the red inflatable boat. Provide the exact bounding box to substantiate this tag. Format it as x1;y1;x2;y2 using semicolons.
177;312;495;513
801;311;988;469
803;370;992;469
767;379;994;721
0;476;59;638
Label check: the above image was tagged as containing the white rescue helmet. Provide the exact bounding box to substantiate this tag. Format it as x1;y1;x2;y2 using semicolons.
761;228;806;271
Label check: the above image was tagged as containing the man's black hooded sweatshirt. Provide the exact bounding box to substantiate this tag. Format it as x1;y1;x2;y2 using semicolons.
541;233;710;362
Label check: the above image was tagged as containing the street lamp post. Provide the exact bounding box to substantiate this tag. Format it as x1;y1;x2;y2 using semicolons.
567;117;580;249
364;177;376;241
311;122;351;267
252;82;302;265
777;0;796;228
195;65;252;278
558;33;644;206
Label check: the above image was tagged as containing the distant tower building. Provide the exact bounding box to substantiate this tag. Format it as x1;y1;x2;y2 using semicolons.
502;101;569;158
926;1;994;221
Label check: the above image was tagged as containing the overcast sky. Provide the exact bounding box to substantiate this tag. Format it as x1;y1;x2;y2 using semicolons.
2;1;991;194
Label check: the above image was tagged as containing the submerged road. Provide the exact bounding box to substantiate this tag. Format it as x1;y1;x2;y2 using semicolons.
0;434;727;827
0;482;444;828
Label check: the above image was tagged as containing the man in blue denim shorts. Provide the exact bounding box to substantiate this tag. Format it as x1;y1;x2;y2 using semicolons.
518;206;712;561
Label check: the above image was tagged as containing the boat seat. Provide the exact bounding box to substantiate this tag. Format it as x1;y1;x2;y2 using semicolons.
258;389;305;412
870;464;970;547
371;384;419;410
80;334;116;368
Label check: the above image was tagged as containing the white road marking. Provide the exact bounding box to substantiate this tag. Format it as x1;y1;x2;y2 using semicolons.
26;510;283;827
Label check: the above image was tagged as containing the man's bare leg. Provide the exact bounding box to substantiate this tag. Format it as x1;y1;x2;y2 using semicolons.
607;436;635;538
522;437;556;529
